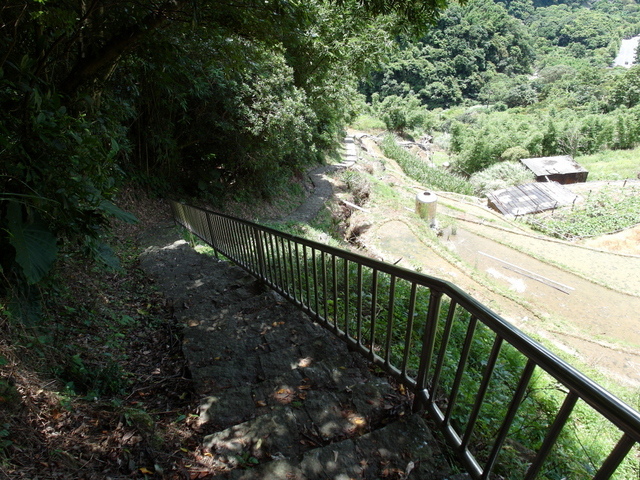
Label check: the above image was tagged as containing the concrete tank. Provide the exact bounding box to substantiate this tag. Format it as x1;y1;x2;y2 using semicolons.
415;191;438;227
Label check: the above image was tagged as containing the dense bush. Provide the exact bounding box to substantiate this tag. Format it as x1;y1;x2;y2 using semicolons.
470;161;535;196
0;0;415;305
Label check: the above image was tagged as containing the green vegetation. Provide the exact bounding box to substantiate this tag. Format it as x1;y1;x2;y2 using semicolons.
4;0;640;476
359;0;640;184
1;0;445;313
577;148;640;181
380;135;475;195
470;161;536;196
527;186;640;239
0;218;194;476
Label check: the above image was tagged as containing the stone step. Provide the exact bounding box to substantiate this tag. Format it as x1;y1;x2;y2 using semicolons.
199;374;410;464
141;233;467;480
140;239;264;313
190;294;407;431
211;414;459;479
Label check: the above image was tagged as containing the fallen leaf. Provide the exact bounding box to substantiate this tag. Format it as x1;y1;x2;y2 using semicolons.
139;467;153;474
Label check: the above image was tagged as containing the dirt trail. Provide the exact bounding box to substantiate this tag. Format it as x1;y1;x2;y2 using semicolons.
344;132;640;389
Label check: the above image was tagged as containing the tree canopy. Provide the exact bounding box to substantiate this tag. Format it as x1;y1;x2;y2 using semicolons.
0;0;452;307
361;0;535;109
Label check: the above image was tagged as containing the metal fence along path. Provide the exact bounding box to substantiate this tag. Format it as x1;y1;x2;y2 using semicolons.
170;200;640;480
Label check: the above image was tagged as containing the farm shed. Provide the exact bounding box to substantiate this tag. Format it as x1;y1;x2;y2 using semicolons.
520;155;588;184
486;181;578;216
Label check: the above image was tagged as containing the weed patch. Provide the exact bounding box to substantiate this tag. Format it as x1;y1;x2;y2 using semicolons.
527;186;640;239
380;135;474;195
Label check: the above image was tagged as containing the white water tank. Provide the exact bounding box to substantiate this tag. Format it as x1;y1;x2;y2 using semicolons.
415;191;438;227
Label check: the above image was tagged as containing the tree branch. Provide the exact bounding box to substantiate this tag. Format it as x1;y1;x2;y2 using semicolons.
61;0;187;95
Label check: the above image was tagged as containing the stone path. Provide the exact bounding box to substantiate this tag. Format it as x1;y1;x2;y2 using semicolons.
282;136;357;224
139;224;465;479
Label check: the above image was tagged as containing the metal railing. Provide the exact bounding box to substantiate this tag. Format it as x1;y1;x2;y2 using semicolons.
169;200;640;480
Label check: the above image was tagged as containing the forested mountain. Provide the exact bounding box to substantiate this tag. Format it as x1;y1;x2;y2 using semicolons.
361;0;536;108
361;0;640;176
362;0;640;109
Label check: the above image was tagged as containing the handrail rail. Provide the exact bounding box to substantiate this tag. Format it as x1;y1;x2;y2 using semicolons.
169;199;640;479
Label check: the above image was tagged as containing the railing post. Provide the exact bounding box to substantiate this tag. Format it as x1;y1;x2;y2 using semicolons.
413;290;442;412
205;212;220;259
253;226;265;280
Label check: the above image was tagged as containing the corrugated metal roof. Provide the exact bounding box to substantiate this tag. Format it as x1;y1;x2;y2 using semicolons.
486;181;578;216
520;156;588;177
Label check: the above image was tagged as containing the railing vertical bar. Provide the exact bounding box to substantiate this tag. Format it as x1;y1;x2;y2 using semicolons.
287;238;297;303
204;212;220;259
194;209;205;242
430;299;458;397
400;283;418;377
269;234;280;290
461;336;504;450
233;218;245;264
332;255;338;331
276;235;285;294
268;233;281;290
185;206;197;240
260;230;269;277
356;263;363;345
236;222;249;265
369;269;379;361
246;223;257;269
252;227;265;279
245;223;257;269
227;217;238;259
266;231;277;285
217;215;230;257
482;359;537;479
384;276;397;368
343;259;350;335
278;237;291;296
208;212;222;254
295;242;302;306
524;392;579;480
444;315;478;426
190;207;201;239
202;210;213;245
312;248;319;317
303;245;311;311
592;433;636;480
187;206;198;236
222;216;236;260
321;252;328;325
227;216;241;262
413;290;443;411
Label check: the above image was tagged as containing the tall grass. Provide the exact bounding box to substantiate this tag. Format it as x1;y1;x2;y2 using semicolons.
576;148;640;181
380;134;475;195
